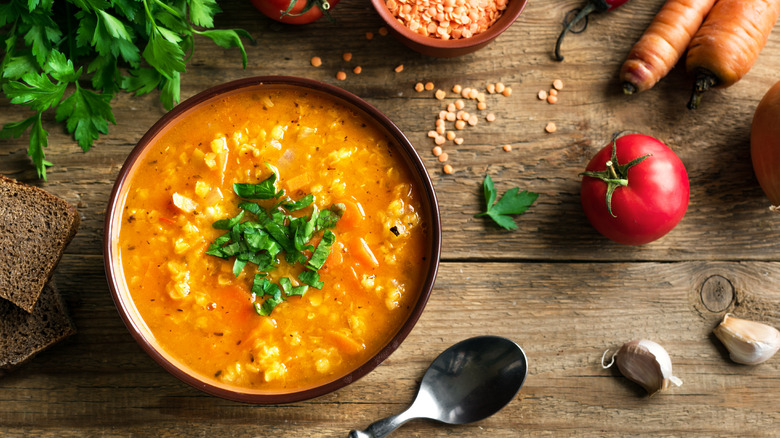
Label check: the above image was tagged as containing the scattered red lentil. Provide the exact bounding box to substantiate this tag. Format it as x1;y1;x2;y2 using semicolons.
545;122;557;133
503;144;512;152
476;93;486;102
425;81;435;90
495;82;505;93
443;164;453;174
446;131;456;140
461;87;471;99
553;79;564;90
447;102;456;112
537;90;547;100
342;52;352;62
366;32;374;40
432;146;443;156
336;71;347;81
436;125;445;135
439;110;447;120
438;152;449;162
460;111;470;121
455;120;466;130
385;0;508;40
435;118;445;127
379;26;389;36
446;112;456;121
428;130;437;138
549;88;558;97
477;101;487;110
501;87;512;97
353;66;362;74
547;95;558;104
310;56;322;67
435;89;446;99
455;99;465;110
467;114;478;126
487;83;496;94
452;84;463;93
468;89;479;99
486;113;496;122
415;82;425;92
395;64;404;73
454;137;464;145
435;135;446;145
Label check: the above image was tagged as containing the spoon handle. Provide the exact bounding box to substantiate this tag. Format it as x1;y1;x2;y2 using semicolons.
347;408;417;438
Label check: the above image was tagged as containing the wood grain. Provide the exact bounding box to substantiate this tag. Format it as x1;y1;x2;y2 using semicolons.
2;0;780;435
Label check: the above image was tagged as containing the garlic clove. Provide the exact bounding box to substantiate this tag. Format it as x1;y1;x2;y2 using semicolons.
609;339;682;396
713;314;780;365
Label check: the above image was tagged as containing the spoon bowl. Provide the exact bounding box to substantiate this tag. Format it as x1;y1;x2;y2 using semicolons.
349;336;528;437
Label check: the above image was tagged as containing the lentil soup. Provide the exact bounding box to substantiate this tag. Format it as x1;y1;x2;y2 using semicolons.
110;81;436;396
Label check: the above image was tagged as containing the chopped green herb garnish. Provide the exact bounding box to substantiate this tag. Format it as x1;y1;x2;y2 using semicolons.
212;210;245;230
233;171;282;199
298;270;324;289
279;277;308;297
282;194;315;211
307;230;335;271
207;173;341;315
475;174;539;230
317;203;345;229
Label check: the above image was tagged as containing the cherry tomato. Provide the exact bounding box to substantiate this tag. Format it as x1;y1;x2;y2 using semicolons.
580;133;689;245
250;0;338;24
751;79;780;207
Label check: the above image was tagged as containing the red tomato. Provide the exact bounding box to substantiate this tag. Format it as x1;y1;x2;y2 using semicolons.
751;79;780;207
250;0;338;24
580;134;689;245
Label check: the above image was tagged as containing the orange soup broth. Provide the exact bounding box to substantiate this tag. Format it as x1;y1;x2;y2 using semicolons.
117;86;430;392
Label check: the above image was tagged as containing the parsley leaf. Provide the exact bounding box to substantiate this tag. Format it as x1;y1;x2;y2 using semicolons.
475;174;539;230
298;270;324;289
233;172;282;199
55;84;116;151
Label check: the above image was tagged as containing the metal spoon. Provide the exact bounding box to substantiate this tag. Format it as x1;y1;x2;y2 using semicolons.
348;335;528;438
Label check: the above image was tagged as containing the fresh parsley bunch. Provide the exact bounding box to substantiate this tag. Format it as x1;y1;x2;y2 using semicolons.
0;0;251;180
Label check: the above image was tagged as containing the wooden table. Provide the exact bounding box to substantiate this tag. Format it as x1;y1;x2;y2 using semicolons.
3;0;780;435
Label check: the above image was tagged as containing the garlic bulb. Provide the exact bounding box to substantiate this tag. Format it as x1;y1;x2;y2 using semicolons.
713;314;780;365
602;339;682;396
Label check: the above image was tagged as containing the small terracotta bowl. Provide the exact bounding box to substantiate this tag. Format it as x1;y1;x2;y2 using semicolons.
104;76;442;403
371;0;528;57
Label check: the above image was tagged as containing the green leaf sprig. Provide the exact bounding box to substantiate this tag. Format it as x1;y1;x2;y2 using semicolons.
475;174;539;230
0;0;252;180
205;171;344;316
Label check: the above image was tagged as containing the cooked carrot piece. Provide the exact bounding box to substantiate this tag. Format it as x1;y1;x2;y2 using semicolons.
337;199;365;231
352;237;379;268
285;172;312;193
328;331;365;355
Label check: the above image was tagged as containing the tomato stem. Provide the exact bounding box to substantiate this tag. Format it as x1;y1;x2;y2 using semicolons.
580;135;650;217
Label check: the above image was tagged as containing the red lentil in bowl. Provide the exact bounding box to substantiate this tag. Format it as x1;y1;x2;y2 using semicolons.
371;0;527;57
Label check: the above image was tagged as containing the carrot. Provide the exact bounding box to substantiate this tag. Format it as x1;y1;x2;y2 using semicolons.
285;172;312;194
327;330;365;355
620;0;717;95
336;199;365;231
686;0;780;109
351;237;379;268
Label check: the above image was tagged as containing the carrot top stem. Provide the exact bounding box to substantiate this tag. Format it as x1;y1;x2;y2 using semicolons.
687;71;718;110
622;82;637;95
555;3;598;61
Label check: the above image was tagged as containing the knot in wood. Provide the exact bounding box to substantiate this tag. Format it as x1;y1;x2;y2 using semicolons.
700;275;735;313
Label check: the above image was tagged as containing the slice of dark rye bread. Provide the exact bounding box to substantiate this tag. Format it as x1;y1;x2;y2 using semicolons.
0;175;80;312
0;280;76;374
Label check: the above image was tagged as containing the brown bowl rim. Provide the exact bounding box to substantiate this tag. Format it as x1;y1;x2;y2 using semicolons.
103;75;442;404
370;0;528;52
